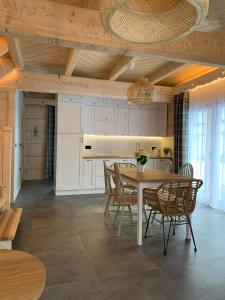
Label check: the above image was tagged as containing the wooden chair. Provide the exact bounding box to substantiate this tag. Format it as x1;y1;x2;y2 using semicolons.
144;179;203;255
179;163;194;178
112;163;137;236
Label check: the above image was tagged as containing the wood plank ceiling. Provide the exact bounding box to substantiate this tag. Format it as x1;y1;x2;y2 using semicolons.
2;0;225;87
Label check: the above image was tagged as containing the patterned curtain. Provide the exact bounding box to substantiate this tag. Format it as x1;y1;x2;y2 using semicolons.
45;105;55;180
174;92;189;174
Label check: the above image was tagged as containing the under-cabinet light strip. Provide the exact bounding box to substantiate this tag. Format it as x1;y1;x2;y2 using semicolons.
84;134;163;140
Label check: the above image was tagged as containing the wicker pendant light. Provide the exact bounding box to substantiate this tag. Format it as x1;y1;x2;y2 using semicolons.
98;0;209;44
127;77;155;105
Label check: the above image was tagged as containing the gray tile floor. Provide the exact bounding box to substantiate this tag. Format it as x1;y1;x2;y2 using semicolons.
14;181;225;300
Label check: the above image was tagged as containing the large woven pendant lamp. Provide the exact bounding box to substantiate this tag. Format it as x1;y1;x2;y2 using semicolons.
98;0;209;44
127;77;155;105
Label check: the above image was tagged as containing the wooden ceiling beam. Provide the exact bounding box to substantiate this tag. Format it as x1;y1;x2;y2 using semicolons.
0;37;8;56
64;48;80;76
149;62;187;84
105;57;137;81
8;38;24;69
0;70;173;102
1;0;225;68
0;57;14;78
173;68;222;94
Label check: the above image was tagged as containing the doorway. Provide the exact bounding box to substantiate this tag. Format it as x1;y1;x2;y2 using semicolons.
15;92;56;200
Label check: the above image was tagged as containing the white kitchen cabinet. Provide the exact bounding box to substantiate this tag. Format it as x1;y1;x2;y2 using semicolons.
128;108;141;136
84;105;94;134
83;159;96;189
94;106;116;122
149;108;167;137
129;108;150;136
58;101;84;134
117;108;129;136
153;159;170;171
56;134;83;191
94;121;115;135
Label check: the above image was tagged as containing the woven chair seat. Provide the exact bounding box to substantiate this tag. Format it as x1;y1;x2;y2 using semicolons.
115;195;137;206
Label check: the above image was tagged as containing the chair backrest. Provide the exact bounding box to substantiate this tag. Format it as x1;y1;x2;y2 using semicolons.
179;163;194;178
104;165;114;195
103;160;108;194
166;160;173;173
113;163;125;194
157;179;203;216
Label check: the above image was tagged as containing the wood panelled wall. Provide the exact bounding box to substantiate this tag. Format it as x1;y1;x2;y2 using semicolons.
0;92;9;129
23;102;48;180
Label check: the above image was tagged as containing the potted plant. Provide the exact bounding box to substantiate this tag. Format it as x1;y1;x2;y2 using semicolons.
134;150;149;172
163;147;171;157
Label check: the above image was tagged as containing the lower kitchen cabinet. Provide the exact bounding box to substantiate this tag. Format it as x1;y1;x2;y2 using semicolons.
83;159;96;189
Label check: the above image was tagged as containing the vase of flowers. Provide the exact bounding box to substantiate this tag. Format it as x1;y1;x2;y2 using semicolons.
135;150;149;172
163;147;171;157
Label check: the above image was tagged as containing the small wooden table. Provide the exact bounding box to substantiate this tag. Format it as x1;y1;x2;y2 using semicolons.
0;250;46;300
108;167;192;246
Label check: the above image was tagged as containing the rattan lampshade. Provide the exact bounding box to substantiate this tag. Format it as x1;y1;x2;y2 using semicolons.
127;77;155;105
98;0;209;43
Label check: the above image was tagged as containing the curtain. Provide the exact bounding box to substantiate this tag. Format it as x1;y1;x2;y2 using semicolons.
174;92;189;173
45;105;55;180
188;101;225;212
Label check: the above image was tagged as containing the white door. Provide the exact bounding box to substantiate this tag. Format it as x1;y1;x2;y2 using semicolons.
117;108;129;136
149;108;167;137
56;134;83;191
14;93;23;200
58;101;84;134
83;159;96;189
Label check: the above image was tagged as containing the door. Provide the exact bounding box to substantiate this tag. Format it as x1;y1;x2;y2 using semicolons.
58;101;84;134
56;134;83;191
14;93;23;200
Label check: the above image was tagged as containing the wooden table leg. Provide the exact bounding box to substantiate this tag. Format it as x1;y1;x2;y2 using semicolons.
137;183;143;246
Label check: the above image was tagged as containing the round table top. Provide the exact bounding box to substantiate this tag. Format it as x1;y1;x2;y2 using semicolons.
0;250;46;300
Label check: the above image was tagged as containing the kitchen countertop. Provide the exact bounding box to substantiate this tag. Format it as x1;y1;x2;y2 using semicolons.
82;154;173;160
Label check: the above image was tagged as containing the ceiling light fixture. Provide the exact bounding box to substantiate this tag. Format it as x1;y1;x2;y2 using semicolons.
127;77;155;105
98;0;209;44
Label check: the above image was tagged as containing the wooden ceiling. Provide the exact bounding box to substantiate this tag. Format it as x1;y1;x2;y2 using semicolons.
1;0;225;87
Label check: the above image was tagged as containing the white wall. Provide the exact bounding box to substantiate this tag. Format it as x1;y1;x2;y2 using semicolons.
13;90;24;200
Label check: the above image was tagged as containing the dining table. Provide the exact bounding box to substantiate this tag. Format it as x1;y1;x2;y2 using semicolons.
108;166;193;246
0;249;46;300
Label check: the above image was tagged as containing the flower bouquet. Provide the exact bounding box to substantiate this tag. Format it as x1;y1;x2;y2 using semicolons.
134;150;149;172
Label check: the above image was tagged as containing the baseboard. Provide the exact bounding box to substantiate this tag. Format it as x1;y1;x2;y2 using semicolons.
55;189;105;196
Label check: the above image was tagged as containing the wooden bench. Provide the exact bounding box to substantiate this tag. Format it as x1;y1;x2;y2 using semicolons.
0;208;22;249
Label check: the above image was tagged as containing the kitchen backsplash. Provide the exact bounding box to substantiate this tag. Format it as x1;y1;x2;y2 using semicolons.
83;135;173;156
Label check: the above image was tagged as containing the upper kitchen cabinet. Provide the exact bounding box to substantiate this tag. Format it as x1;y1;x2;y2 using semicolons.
94;106;116;122
94;105;116;135
58;100;84;134
128;107;150;136
116;108;129;136
149;104;167;137
84;105;94;134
